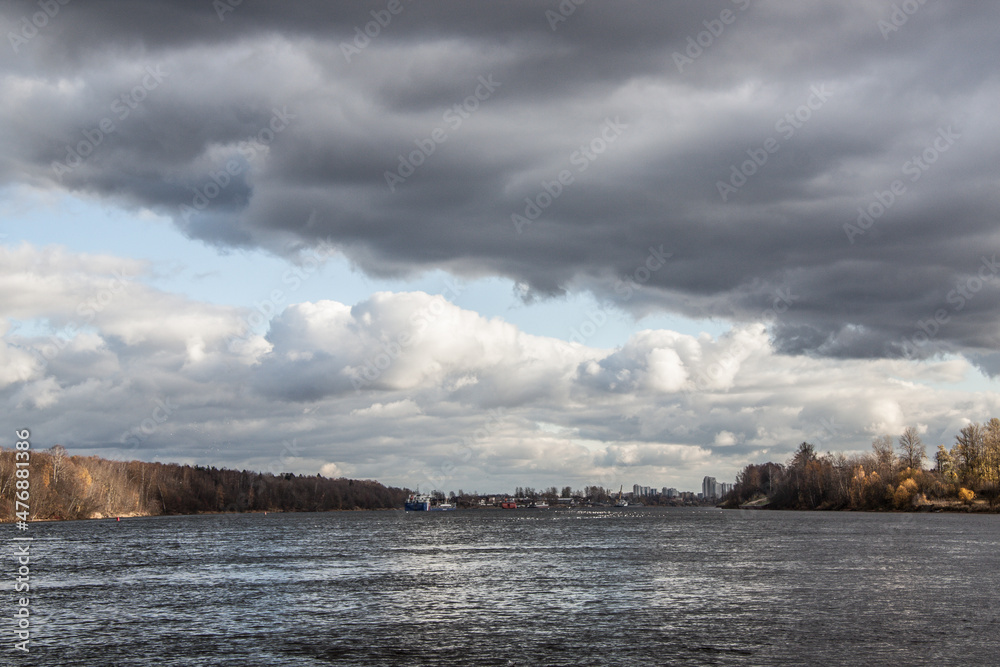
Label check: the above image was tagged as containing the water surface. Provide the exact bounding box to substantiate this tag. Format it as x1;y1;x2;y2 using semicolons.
8;507;1000;665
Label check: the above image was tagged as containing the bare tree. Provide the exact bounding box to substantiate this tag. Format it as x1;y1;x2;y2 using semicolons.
50;444;67;484
953;422;985;483
0;452;13;515
984;418;1000;485
898;426;926;470
872;434;896;478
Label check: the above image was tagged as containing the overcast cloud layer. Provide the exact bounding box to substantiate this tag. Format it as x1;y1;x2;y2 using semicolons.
2;1;1000;490
4;0;1000;364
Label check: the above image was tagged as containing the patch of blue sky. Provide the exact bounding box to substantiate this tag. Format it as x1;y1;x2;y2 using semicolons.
1;187;728;349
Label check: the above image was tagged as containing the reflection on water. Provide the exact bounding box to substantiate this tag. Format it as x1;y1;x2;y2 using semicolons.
7;508;1000;665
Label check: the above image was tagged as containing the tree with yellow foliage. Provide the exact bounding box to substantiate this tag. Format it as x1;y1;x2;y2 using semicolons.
893;478;919;509
936;445;954;476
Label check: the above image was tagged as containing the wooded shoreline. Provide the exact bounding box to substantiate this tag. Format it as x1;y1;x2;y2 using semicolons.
0;447;408;521
721;421;1000;514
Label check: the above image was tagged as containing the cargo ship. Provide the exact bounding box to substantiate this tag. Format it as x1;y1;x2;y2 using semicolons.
405;494;455;511
405;494;430;511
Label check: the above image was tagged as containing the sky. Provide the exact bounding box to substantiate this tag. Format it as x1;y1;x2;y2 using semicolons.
1;0;999;494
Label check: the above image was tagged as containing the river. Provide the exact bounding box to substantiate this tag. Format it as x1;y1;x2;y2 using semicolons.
8;507;1000;665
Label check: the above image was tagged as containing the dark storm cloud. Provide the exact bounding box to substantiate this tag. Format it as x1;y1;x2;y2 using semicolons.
3;0;1000;366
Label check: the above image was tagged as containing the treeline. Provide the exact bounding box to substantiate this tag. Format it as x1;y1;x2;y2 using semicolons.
724;420;1000;511
0;446;409;521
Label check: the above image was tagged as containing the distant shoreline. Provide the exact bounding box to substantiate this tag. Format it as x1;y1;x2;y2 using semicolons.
1;506;402;524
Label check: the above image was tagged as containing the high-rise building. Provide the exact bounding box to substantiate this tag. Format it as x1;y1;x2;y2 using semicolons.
702;476;718;499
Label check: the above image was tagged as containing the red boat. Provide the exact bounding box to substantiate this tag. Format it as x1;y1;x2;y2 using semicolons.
500;500;517;509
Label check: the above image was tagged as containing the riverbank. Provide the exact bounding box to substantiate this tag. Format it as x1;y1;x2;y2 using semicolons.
733;497;1000;513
